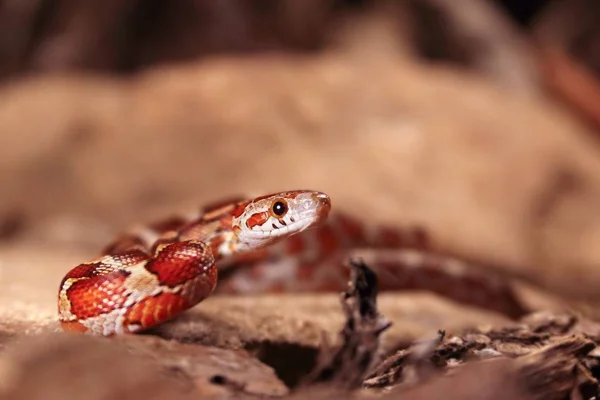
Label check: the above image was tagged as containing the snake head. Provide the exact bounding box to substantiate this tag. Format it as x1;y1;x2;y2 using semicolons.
231;190;331;251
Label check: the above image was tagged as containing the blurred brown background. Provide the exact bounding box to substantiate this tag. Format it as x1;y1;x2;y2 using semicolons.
3;0;600;399
2;0;600;298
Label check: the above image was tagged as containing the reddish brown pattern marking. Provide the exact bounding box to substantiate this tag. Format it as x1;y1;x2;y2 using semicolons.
186;267;218;304
64;252;148;283
315;224;341;255
285;235;305;256
66;270;131;319
206;235;226;258
377;228;406;248
148;217;188;234
252;191;303;203
252;193;278;202
230;201;250;218
201;196;245;215
62;263;103;281
177;217;233;254
178;221;213;242
297;263;318;281
266;283;286;293
150;231;179;254
407;227;431;249
112;251;150;264
125;292;190;328
103;235;146;254
371;259;526;319
145;241;214;287
201;204;236;223
245;261;271;281
246;212;269;229
335;214;367;246
375;226;431;249
318;279;347;292
230;248;270;264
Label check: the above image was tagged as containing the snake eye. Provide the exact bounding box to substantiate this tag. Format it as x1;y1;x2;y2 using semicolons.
271;200;288;217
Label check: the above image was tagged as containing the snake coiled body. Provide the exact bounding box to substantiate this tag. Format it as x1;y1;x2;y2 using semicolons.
58;190;331;335
58;189;527;336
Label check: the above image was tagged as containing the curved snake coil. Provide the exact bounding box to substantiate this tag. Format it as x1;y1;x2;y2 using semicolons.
58;190;331;335
58;189;528;336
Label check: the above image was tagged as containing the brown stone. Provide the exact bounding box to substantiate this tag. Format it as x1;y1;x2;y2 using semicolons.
0;333;287;400
152;293;511;353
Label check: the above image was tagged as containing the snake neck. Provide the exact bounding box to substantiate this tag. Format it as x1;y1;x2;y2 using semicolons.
108;190;331;264
173;215;239;261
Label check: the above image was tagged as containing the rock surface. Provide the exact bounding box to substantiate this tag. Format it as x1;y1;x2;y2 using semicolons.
0;333;288;400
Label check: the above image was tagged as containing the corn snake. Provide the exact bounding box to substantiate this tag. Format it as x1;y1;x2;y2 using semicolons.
58;190;526;336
